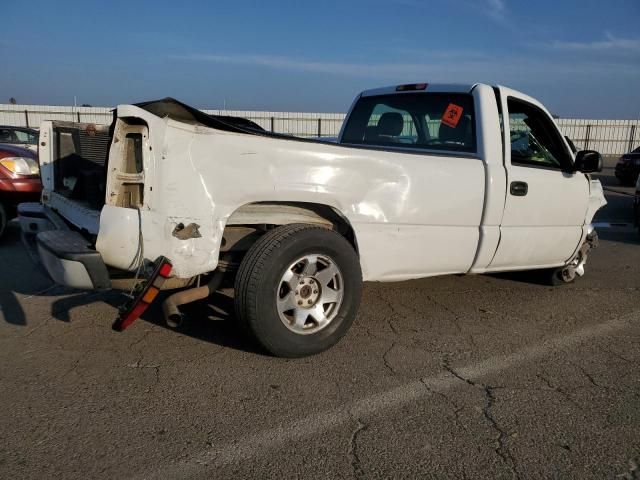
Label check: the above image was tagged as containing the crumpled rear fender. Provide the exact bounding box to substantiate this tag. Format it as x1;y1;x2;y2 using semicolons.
95;205;220;278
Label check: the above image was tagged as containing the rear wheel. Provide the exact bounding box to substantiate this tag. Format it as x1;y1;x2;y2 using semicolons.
234;224;362;357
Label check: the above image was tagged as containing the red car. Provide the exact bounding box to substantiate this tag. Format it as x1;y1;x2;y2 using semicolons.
0;143;42;238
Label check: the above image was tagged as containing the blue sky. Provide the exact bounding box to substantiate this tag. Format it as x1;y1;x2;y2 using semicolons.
2;0;639;118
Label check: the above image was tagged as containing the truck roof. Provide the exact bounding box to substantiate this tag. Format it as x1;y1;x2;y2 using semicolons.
360;83;478;97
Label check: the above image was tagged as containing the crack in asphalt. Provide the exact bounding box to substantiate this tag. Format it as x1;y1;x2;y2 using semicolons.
569;361;640;400
598;344;635;364
575;363;603;388
128;329;156;349
382;341;398;375
377;289;402;336
122;344;226;386
135;312;639;479
348;416;368;479
536;372;583;410
125;354;161;386
19;316;50;337
424;294;464;335
443;359;521;480
403;293;479;350
62;356;83;378
419;376;467;434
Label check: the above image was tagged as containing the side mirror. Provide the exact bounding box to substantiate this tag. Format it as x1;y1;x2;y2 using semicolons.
574;150;602;173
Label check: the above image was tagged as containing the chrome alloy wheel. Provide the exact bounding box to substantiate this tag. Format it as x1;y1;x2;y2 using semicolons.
276;254;344;335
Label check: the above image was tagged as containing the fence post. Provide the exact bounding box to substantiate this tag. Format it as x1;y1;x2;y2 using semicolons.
317;118;322;137
270;116;275;132
77;111;81;123
585;124;591;150
629;125;637;152
24;110;29;128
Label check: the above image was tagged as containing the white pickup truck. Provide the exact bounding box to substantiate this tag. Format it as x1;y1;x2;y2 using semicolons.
19;83;606;357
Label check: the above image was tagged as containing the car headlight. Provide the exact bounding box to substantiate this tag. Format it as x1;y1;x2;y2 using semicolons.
0;156;39;175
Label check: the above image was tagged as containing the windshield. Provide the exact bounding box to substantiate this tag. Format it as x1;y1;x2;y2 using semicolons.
0;127;39;145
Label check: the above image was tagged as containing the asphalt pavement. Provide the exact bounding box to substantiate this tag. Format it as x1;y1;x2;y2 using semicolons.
0;159;638;479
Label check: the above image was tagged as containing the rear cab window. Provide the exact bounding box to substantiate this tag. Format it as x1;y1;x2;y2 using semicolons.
341;93;476;153
507;98;572;170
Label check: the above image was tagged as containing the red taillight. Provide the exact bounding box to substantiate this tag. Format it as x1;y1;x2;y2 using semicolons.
113;302;148;332
112;257;172;332
159;263;172;278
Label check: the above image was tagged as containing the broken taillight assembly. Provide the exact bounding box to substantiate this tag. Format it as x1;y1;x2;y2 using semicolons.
112;256;173;331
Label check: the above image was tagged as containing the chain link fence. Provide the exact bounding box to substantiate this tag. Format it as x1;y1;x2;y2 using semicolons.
1;104;638;155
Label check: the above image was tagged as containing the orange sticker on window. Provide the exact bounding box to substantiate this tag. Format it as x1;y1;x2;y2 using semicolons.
441;103;463;128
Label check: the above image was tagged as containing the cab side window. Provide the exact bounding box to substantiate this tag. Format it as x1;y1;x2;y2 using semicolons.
507;98;571;169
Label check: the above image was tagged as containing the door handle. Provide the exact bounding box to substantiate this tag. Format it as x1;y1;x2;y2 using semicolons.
510;181;528;196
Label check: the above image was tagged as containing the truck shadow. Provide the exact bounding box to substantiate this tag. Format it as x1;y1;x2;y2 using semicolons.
489;269;558;286
49;287;262;354
0;222;55;326
0;288;27;326
0;222;262;353
138;291;264;354
45;287;263;354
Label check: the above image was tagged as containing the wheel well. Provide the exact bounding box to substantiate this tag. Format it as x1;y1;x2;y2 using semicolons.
222;201;359;256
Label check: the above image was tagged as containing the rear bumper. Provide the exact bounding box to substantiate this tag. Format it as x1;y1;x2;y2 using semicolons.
18;202;111;290
37;230;111;290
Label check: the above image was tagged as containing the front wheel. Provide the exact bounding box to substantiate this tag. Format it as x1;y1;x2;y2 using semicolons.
546;234;596;286
234;224;362;357
547;265;577;286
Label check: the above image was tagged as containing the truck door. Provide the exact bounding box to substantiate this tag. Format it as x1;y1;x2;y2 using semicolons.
488;88;589;270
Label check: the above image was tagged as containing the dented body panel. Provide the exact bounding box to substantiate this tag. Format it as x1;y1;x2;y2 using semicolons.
98;107;487;280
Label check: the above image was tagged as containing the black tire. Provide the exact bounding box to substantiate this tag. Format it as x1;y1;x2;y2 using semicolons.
234;223;362;357
0;202;6;240
545;265;576;286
